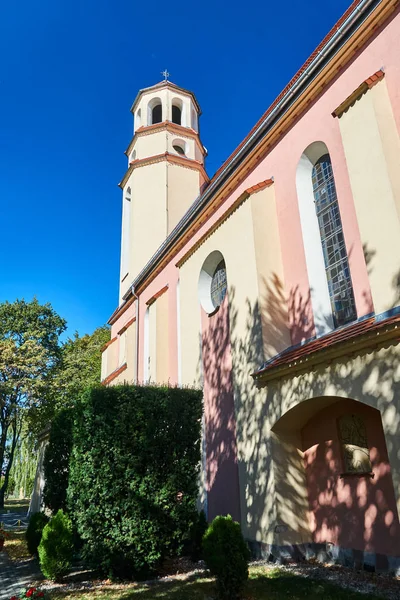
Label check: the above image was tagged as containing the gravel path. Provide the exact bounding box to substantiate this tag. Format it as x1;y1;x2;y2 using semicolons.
0;551;42;600
0;509;42;600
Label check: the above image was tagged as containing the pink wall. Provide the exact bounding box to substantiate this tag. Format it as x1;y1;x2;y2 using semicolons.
201;295;241;522
302;400;400;557
122;9;400;364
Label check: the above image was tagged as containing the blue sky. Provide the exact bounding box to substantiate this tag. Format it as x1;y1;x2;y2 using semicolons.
0;0;352;337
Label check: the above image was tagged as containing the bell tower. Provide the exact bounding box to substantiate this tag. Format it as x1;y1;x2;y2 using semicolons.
118;79;208;301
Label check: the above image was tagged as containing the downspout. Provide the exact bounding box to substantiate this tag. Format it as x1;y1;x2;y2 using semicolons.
131;285;140;384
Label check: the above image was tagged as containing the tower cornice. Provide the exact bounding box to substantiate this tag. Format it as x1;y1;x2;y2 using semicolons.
125;121;207;157
118;152;209;189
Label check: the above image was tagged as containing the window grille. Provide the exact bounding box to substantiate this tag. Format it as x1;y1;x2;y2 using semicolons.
210;260;227;309
312;154;357;327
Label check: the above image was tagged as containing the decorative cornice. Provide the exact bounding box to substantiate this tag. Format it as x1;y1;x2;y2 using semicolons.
119;152;209;189
125;121;204;156
117;317;136;336
146;285;169;306
176;180;273;267
101;363;127;386
332;69;385;117
101;336;117;353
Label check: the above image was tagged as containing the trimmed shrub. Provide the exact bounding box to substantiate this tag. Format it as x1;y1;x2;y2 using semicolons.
203;515;250;600
188;510;208;562
26;512;49;556
38;509;74;581
43;407;74;513
67;385;203;579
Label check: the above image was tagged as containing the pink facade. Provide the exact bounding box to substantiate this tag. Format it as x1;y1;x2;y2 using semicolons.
201;296;241;522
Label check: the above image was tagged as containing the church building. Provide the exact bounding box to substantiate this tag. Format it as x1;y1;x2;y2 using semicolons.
101;0;400;571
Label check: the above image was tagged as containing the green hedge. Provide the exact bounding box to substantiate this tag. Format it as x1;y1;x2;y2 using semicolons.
43;407;74;513
67;385;203;579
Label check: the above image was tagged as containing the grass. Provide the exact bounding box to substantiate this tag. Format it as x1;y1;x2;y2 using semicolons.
48;565;386;600
4;529;31;560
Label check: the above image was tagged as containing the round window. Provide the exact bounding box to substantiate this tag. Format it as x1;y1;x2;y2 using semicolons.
198;251;227;314
210;260;227;309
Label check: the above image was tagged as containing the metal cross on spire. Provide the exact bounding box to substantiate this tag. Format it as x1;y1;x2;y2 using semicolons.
161;69;170;81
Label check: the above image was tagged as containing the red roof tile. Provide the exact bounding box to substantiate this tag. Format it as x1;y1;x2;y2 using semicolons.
245;179;274;195
253;313;400;379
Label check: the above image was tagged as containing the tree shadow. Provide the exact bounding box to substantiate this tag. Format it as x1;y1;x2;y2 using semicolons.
199;257;400;570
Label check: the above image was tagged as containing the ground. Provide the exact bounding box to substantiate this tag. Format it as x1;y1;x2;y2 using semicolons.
45;565;387;600
1;499;399;600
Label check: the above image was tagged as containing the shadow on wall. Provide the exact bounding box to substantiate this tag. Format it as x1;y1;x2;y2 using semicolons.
198;260;400;562
199;291;241;523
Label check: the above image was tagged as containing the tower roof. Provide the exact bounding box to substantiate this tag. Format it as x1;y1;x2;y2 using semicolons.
130;80;201;114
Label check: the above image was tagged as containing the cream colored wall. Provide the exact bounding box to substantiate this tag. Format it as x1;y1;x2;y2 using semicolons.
156;292;169;383
104;340;118;379
270;431;313;545
120;163;168;299
111;322;137;385
338;79;400;314
179;193;291;534
167;163;201;233
179;189;290;385
179;198;260;387
167;132;197;161
125;321;136;383
132;129;171;160
251;187;291;359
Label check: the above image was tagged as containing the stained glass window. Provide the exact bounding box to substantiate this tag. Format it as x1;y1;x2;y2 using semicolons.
312;154;357;327
210;260;227;309
338;414;372;474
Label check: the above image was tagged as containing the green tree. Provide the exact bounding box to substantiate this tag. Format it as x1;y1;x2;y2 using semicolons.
42;326;109;513
0;298;66;508
8;426;37;498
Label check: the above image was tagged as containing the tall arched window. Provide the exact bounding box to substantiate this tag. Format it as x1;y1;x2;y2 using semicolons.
296;142;357;335
312;154;356;327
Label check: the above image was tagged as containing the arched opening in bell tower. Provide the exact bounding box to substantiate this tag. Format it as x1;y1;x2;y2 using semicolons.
172;101;182;125
148;98;162;125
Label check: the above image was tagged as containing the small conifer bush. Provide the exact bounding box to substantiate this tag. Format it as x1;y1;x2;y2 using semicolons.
38;510;74;581
26;512;49;556
203;515;250;600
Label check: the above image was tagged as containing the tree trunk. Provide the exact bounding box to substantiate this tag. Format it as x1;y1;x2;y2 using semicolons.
0;417;21;509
